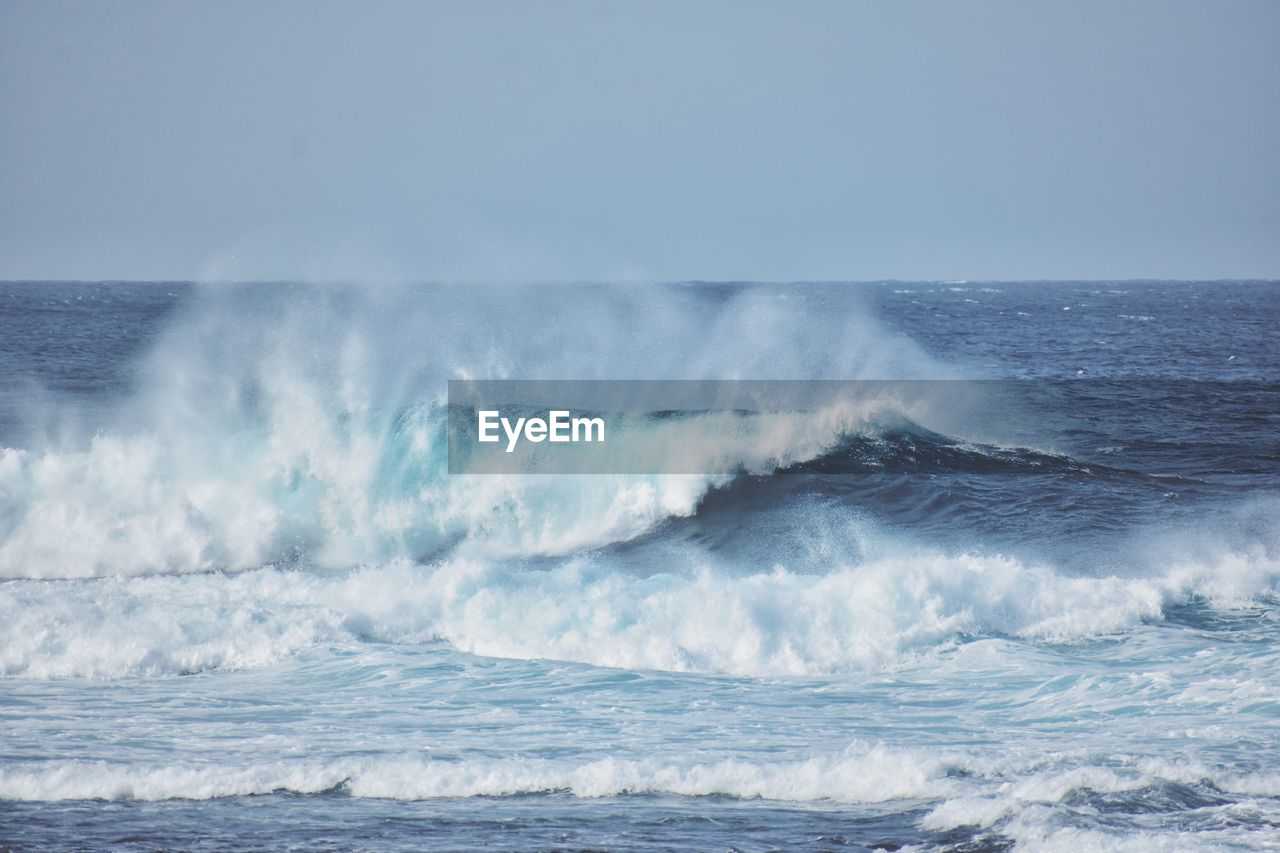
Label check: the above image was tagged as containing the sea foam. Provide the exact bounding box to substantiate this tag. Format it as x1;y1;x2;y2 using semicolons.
3;536;1275;679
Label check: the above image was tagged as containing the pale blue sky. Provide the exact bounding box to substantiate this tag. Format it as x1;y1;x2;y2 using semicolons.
2;0;1277;281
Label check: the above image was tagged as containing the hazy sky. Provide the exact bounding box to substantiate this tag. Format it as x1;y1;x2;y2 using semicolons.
2;0;1278;281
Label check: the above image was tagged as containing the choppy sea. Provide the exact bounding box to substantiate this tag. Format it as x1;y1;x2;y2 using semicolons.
1;280;1277;851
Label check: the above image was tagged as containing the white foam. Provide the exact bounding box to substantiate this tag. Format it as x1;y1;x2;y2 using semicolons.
0;744;967;803
0;283;949;580
4;744;1277;853
915;756;1280;852
0;400;929;579
3;537;1275;679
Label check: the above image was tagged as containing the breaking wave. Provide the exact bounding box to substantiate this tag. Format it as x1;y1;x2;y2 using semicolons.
4;534;1277;679
0;283;953;579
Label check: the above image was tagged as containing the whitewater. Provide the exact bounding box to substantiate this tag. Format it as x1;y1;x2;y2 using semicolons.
1;280;1277;851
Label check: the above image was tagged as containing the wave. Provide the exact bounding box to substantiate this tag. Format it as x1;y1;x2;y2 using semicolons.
0;382;1217;581
4;529;1277;679
4;282;1257;581
3;283;1277;683
0;283;956;580
0;401;944;579
0;744;966;803
3;743;1277;846
8;747;1275;851
787;423;1181;481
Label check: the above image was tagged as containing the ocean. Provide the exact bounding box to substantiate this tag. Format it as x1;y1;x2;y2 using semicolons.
1;280;1277;851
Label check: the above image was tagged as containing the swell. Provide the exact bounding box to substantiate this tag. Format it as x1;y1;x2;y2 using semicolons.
788;423;1193;480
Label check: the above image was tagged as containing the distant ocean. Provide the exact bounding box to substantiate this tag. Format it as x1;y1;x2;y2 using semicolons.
1;281;1277;851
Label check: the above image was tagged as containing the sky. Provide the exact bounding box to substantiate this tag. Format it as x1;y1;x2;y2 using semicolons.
2;0;1278;282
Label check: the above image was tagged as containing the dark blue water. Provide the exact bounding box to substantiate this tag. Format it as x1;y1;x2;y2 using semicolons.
1;281;1278;851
